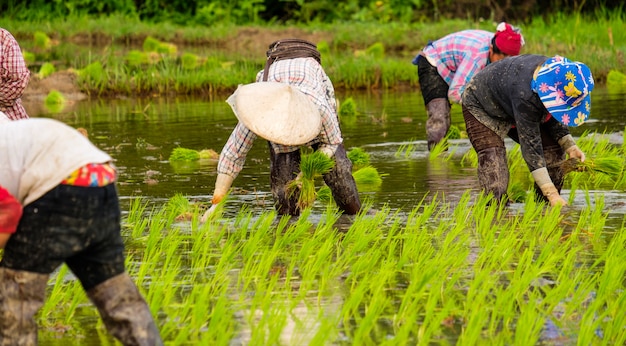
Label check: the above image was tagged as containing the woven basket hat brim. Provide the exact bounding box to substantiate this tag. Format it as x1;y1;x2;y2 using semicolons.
226;82;322;145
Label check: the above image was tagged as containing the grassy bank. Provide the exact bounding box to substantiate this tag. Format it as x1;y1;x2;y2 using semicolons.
3;11;625;96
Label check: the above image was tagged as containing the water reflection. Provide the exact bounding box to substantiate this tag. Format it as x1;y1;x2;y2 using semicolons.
28;88;625;219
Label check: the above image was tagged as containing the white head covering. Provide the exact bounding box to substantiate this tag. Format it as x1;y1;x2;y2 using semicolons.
226;82;322;145
0;111;10;123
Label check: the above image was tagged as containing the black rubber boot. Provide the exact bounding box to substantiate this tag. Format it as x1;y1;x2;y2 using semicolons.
425;98;451;151
87;273;163;346
268;143;301;216
0;268;49;346
322;144;361;215
477;146;510;203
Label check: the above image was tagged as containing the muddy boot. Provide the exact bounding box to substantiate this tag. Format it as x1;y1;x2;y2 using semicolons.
0;267;49;346
269;143;301;216
322;144;361;215
87;273;163;346
425;98;451;151
477;147;510;203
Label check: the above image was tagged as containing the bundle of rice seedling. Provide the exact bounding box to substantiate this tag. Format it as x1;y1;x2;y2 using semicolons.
559;156;623;179
348;147;371;170
338;97;358;117
288;151;335;209
169;147;219;162
353;166;383;187
169;147;200;162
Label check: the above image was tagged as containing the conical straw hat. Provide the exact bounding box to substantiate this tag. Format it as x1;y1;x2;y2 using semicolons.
226;82;322;146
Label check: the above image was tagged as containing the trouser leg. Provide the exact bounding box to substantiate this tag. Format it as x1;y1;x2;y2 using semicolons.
477;147;510;202
269;142;301;216
86;273;163;346
0;268;49;346
321;144;361;215
463;107;509;203
425;98;451;150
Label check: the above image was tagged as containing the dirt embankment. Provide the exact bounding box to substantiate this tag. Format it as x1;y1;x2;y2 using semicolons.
20;27;332;116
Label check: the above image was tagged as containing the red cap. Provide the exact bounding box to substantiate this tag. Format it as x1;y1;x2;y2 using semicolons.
493;22;524;56
0;186;22;234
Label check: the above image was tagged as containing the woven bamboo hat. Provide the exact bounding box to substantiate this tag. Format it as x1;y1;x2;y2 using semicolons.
226;82;322;145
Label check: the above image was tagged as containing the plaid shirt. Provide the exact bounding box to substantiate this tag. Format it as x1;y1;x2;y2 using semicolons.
414;30;493;104
0;28;30;120
217;57;342;178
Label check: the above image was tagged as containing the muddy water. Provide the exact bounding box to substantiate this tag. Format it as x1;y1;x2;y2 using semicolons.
44;88;625;218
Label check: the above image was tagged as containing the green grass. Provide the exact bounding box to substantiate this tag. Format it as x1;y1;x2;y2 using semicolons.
36;191;626;344
3;12;624;96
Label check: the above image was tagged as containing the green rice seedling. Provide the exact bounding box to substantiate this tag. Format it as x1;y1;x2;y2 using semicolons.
347;147;370;170
316;185;332;202
365;42;385;60
33;31;51;50
44;89;66;105
143;36;162;52
22;50;35;65
352;166;383;188
317;40;330;57
77;61;107;92
446;124;462;140
44;90;66;113
606;69;626;91
125;50;150;67
181;52;200;70
287;150;335;209
169;147;201;161
394;140;415;159
428;142;448;160
508;181;529;203
338;97;358;117
38;62;55;79
559;156;623;184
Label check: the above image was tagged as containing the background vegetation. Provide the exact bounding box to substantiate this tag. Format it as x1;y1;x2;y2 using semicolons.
2;0;625;24
1;1;624;96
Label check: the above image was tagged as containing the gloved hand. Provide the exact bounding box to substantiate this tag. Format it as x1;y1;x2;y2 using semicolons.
566;145;585;162
200;173;234;223
539;183;567;207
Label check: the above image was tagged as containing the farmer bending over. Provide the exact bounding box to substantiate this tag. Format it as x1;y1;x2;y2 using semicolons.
0;28;30;120
202;38;361;219
412;22;524;150
0;115;162;345
461;55;593;206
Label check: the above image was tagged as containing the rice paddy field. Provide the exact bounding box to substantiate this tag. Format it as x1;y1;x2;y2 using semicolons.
33;87;626;345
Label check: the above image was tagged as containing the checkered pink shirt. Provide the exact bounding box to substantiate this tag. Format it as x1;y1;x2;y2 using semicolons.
0;28;30;120
421;30;492;104
217;57;343;178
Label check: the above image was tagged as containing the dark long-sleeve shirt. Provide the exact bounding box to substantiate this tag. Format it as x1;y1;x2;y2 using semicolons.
462;54;571;172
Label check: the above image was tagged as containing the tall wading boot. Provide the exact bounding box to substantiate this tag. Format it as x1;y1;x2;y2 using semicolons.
476;147;510;203
0;267;49;346
87;273;163;346
425;98;451;151
269;143;302;216
322;144;361;214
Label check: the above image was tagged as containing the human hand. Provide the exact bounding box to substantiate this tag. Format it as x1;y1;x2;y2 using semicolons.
540;184;568;207
200;204;219;223
566;145;585;163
